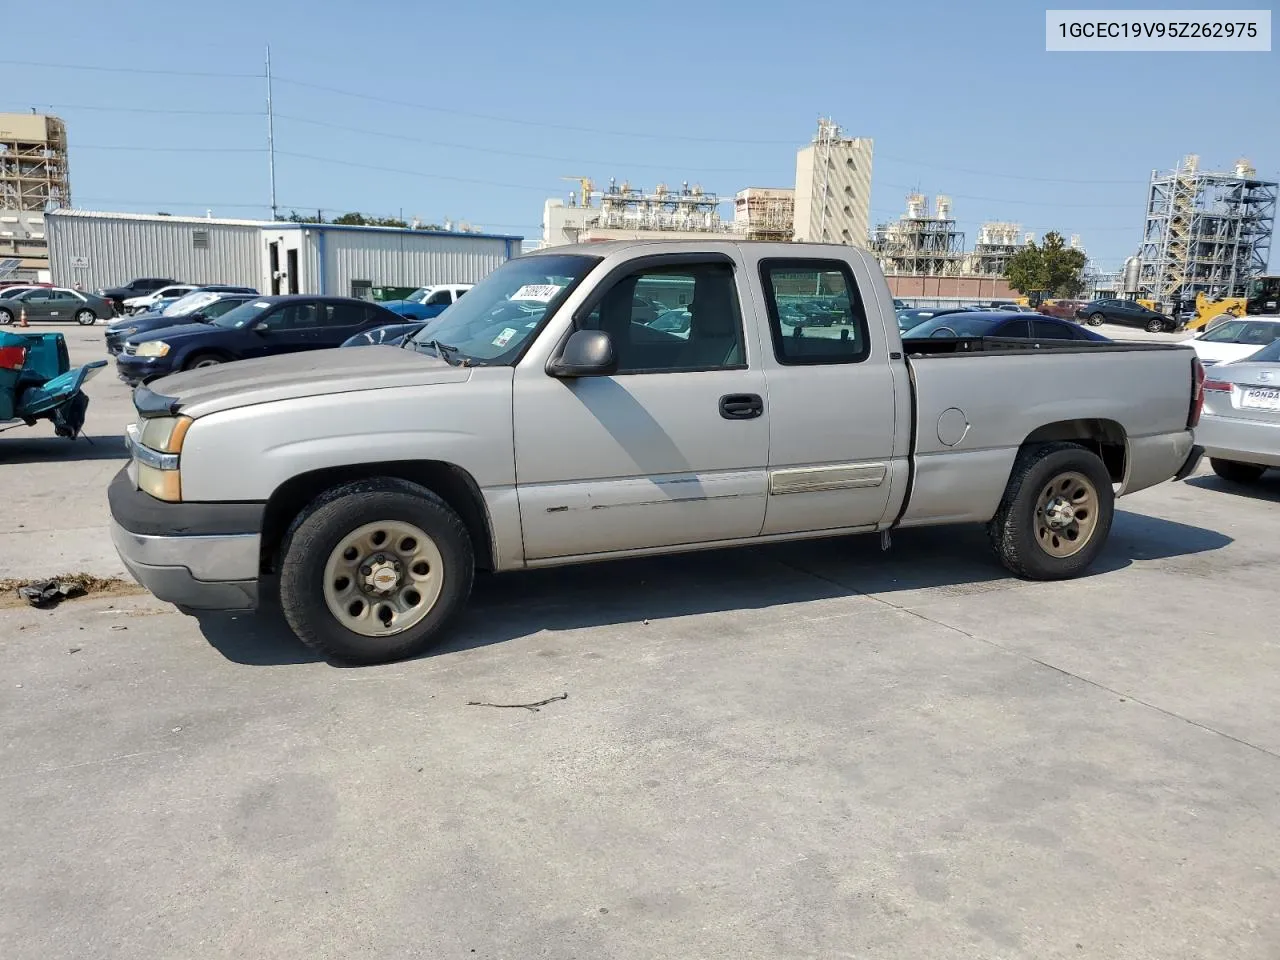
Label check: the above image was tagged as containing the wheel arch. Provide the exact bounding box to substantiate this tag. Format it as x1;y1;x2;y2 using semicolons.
1020;418;1127;483
260;460;495;575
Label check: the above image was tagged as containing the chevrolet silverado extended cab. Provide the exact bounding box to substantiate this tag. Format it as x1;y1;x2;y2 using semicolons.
110;241;1206;664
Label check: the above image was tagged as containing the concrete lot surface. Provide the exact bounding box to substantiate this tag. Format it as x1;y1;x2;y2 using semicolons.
2;322;1277;959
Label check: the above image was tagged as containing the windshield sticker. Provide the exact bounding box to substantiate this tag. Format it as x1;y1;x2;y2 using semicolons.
250;301;271;308
511;284;563;302
492;327;519;347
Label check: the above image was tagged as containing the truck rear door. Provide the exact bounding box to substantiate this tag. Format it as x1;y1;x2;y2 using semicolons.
744;252;907;536
512;253;770;560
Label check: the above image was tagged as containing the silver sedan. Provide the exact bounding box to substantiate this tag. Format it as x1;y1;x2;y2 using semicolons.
1198;337;1280;483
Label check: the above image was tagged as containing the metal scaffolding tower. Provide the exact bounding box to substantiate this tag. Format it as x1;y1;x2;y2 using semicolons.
967;221;1027;277
1138;155;1277;308
871;194;966;275
0;113;70;211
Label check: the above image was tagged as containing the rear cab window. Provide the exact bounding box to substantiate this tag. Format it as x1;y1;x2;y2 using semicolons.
759;259;870;364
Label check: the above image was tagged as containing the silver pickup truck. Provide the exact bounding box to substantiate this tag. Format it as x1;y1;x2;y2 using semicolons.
109;241;1206;664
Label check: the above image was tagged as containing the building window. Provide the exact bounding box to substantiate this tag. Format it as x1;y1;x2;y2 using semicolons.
845;158;856;169
350;280;372;300
192;230;210;250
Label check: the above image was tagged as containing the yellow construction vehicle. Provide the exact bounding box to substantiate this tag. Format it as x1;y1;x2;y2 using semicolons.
1185;275;1280;331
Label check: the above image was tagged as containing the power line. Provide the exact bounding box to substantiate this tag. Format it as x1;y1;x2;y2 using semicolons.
272;75;800;146
275;150;550;192
272;114;756;174
0;59;260;79
41;102;260;117
71;144;265;153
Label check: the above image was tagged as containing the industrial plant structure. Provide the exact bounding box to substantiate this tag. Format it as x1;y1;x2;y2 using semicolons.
0;112;71;281
1138;155;1277;309
792;119;873;245
871;194;967;276
734;187;795;242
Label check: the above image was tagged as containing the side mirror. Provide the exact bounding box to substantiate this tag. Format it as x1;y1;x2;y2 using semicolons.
251;320;270;333
548;329;617;378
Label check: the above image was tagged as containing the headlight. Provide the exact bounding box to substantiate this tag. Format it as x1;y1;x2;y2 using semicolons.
139;415;192;454
115;326;137;336
135;341;170;357
132;415;192;502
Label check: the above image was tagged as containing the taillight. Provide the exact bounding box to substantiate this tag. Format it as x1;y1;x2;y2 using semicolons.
1202;379;1232;392
0;345;26;371
1188;357;1206;427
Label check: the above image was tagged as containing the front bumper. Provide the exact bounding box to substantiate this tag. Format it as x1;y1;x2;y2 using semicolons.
115;352;172;384
1197;413;1280;469
108;468;264;611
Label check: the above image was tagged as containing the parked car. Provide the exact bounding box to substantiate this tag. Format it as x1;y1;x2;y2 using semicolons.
109;241;1203;665
1196;336;1280;483
381;284;473;321
105;293;258;355
341;321;430;347
903;311;1112;342
1037;299;1089;320
115;295;403;384
123;284;199;316
0;287;114;326
1077;298;1177;332
1183;317;1280;366
99;278;177;314
895;306;970;332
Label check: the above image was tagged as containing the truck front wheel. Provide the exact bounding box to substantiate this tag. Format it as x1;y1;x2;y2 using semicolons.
278;478;474;664
988;442;1114;580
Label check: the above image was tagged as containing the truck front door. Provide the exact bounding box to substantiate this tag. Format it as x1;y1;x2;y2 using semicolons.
512;255;769;561
747;254;903;536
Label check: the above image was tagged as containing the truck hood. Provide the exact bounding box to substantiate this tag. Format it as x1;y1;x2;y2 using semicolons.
139;345;468;419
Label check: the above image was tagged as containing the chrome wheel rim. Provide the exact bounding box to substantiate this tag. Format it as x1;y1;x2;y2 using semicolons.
77;311;94;325
1035;471;1098;558
322;520;444;637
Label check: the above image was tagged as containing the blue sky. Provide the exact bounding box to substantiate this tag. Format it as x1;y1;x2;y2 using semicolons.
6;0;1276;268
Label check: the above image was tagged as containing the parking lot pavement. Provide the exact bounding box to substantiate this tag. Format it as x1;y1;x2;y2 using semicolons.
3;324;1279;958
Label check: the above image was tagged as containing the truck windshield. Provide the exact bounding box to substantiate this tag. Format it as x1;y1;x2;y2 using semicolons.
407;254;599;364
405;288;431;303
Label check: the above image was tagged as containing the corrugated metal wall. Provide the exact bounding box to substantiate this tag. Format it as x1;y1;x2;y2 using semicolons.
315;228;520;297
46;214;261;292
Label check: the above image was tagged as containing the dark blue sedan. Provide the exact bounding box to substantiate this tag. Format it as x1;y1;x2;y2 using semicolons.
116;295;403;384
105;293;257;355
902;311;1112;342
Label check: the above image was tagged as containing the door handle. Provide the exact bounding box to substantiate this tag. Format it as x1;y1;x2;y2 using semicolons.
719;393;764;420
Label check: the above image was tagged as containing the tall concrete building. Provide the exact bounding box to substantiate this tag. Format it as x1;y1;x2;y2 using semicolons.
0;113;71;281
792;119;873;246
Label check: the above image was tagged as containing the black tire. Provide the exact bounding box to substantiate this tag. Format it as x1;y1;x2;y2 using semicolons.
277;478;475;664
1145;318;1164;333
0;308;11;325
183;353;224;371
1087;313;1105;326
75;309;96;326
988;442;1115;580
1210;458;1266;484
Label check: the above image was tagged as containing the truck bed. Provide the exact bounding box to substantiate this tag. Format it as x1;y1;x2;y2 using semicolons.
895;336;1199;528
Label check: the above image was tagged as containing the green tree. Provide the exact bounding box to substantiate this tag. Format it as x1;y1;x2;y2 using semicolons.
1005;231;1087;298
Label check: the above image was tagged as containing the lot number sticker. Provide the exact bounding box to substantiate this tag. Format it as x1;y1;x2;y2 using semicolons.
511;284;563;302
492;327;519;347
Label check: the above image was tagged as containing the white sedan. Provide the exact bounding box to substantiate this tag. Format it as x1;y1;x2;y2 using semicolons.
122;284;198;315
1184;317;1280;366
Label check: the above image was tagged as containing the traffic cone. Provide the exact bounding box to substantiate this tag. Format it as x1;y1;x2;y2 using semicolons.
17;308;27;328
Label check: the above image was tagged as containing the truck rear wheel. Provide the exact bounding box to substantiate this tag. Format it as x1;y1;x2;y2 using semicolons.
278;478;474;664
988;442;1114;580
